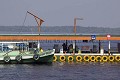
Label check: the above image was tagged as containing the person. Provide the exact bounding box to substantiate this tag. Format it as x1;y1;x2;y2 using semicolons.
40;47;43;53
68;44;73;53
34;48;37;54
62;43;67;54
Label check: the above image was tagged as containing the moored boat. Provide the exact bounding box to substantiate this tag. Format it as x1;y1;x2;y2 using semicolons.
0;42;54;64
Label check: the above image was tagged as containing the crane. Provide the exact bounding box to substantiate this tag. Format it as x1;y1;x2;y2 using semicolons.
27;11;44;35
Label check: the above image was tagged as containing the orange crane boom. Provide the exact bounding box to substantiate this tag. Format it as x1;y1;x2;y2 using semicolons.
27;11;44;34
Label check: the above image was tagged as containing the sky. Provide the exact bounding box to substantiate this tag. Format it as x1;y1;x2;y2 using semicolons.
0;0;120;28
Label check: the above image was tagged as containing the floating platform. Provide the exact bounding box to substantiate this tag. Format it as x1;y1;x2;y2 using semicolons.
0;34;120;63
53;53;120;62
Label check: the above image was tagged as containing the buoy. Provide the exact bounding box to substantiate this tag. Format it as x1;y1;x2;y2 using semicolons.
90;56;96;62
96;56;101;62
109;56;114;62
60;55;66;62
4;56;11;63
33;54;40;60
68;56;74;62
53;55;57;62
102;56;108;62
84;55;90;62
115;56;120;62
76;56;82;62
15;55;22;62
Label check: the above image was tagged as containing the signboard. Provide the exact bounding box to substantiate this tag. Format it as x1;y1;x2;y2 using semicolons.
107;34;111;40
91;35;96;40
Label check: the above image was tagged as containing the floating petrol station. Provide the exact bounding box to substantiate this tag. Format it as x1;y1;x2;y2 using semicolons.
0;33;120;63
0;11;120;63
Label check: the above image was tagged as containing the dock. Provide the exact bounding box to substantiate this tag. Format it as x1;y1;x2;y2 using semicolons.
0;34;120;63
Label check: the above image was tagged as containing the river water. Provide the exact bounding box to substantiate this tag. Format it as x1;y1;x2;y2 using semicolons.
0;62;120;80
0;26;120;80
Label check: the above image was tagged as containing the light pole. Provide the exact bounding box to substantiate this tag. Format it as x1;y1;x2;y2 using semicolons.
73;17;83;54
107;34;111;55
74;18;83;34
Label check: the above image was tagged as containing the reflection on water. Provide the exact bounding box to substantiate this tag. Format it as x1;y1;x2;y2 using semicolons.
0;62;120;80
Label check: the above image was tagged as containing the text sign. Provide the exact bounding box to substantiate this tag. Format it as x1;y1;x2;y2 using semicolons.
91;35;96;40
107;34;111;40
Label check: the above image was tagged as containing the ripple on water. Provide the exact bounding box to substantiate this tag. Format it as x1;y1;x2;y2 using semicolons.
0;62;119;80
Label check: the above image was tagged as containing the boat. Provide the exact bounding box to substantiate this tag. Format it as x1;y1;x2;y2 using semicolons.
0;41;54;64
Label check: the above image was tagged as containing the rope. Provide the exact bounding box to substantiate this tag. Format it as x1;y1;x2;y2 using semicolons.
19;12;28;34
